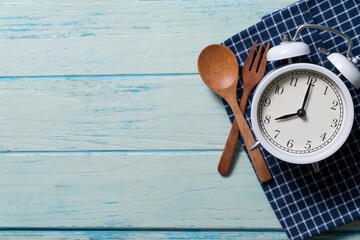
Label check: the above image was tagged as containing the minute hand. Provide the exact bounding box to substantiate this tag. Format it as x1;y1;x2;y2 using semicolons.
301;80;313;109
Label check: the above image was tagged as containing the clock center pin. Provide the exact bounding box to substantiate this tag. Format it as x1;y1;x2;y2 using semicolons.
297;108;306;117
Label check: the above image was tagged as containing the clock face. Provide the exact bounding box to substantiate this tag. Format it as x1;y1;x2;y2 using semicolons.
255;67;351;162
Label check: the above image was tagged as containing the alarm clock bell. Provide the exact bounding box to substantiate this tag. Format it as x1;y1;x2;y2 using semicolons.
266;24;360;89
267;41;310;61
328;53;360;89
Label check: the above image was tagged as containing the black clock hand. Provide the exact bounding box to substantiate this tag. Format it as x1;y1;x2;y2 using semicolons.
275;112;298;120
276;80;313;121
275;108;307;120
301;80;313;109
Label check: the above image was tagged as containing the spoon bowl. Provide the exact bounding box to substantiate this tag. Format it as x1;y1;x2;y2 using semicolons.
197;44;239;97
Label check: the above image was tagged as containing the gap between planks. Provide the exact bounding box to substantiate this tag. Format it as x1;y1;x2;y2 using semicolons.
0;149;228;155
0;229;359;240
0;73;199;81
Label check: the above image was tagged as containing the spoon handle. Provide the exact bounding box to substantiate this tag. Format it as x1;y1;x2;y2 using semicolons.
226;96;272;183
218;89;248;175
217;120;240;175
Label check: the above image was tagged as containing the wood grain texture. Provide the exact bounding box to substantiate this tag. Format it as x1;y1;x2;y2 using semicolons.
2;230;360;240
2;151;360;232
0;75;229;151
4;230;360;240
0;231;291;240
0;151;277;228
0;0;295;76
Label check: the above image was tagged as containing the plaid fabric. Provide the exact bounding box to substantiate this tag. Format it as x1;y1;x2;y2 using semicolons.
222;0;360;239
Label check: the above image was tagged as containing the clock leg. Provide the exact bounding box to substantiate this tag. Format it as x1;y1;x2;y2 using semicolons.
250;141;261;151
312;162;319;173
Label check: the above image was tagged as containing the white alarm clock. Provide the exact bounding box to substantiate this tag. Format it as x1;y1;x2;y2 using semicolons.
250;24;360;171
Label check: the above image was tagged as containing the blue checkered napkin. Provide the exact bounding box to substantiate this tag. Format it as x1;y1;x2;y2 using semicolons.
222;0;360;239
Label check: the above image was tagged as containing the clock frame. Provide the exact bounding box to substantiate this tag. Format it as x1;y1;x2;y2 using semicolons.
251;63;354;164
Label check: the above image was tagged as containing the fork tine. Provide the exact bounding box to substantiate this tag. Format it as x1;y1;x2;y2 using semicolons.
257;42;270;74
251;40;263;71
243;40;258;70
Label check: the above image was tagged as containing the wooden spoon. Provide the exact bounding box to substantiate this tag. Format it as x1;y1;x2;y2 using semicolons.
197;44;271;183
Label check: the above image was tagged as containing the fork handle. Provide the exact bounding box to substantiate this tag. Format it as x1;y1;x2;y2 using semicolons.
225;96;272;183
218;89;249;175
218;89;271;181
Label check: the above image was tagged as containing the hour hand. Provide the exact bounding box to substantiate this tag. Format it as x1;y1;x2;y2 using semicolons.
275;112;298;120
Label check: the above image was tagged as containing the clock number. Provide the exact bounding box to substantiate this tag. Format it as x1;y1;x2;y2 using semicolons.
307;76;317;86
287;139;294;148
274;85;284;95
274;130;280;138
331;118;338;128
324;86;328;95
305;140;312;149
264;98;271;107
331;101;338;110
320;133;327;141
264;115;271;124
289;77;298;87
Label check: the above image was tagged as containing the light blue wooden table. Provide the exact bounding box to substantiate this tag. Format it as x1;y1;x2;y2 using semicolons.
1;1;360;239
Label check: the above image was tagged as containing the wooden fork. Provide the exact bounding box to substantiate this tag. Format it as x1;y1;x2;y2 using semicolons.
218;41;271;179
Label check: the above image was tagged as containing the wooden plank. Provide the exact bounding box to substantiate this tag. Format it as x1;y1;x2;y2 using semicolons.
2;151;360;231
0;231;291;240
0;151;278;228
0;75;230;151
0;0;295;76
0;231;289;240
1;230;360;240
